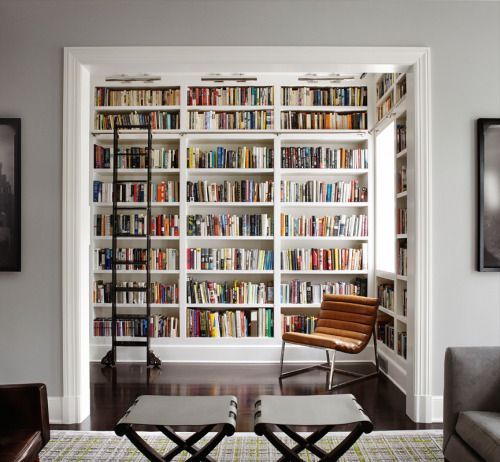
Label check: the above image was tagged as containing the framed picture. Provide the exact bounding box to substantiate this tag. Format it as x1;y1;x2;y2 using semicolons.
478;118;500;271
0;118;21;271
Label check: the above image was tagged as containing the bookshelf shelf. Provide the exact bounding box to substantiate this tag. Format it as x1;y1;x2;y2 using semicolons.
396;148;407;159
95;202;180;207
280;270;368;275
94;168;180;175
187;236;273;241
186;270;273;274
90;76;374;363
396;191;407;199
280;202;368;208
94;303;179;309
188;105;274;111
281;106;368;112
187;303;274;308
396;234;408;239
378;305;395;318
187;168;274;175
95;105;181;112
187;202;274;207
280;236;368;242
280;168;368;176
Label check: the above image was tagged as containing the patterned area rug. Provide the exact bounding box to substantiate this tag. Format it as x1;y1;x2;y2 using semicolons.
41;430;443;461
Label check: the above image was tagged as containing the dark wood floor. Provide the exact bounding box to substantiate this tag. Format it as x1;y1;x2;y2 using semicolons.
53;362;441;432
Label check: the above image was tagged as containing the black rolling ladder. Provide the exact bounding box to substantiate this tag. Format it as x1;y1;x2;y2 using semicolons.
101;116;161;368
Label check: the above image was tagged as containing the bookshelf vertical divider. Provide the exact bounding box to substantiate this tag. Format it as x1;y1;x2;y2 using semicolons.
178;133;188;341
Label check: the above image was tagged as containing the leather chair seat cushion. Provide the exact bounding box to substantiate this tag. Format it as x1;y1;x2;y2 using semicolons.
0;429;43;462
456;411;500;461
282;331;363;353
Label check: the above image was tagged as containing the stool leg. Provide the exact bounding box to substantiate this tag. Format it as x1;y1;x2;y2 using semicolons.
328;350;336;390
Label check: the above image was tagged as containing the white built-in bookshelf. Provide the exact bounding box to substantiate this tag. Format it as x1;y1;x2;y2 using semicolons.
89;76;375;365
374;72;410;390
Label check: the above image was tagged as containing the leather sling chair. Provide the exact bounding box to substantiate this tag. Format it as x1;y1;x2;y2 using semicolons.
279;294;380;391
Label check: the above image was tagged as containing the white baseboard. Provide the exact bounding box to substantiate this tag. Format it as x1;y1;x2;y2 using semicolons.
48;396;63;424
90;343;375;363
432;395;443;423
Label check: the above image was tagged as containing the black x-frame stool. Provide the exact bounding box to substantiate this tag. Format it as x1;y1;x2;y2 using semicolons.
254;394;373;461
115;395;238;462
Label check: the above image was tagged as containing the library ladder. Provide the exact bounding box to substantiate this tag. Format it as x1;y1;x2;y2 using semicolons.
101;117;162;368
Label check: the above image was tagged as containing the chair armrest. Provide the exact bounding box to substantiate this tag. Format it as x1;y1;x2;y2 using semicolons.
443;347;500;450
0;383;50;445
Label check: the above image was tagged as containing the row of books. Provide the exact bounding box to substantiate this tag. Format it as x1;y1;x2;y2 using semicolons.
397;78;407;102
186;279;273;305
377;320;395;349
93;281;178;304
398;246;408;276
402;288;408;317
377;95;392;122
398;165;407;193
94;213;180;237
186;248;273;271
280;180;367;203
281;87;367;107
282;314;317;334
94;111;180;130
94;145;179;169
94;248;178;271
397;124;407;153
378;283;394;311
93;315;179;338
95;87;180;107
397;208;407;235
187;87;273;106
280;278;367;304
280;111;367;130
398;331;408;358
187;146;273;169
187;213;273;237
187;308;273;338
376;73;395;100
280;213;368;238
93;181;179;203
281;147;368;169
189;110;273;130
186;180;274;203
281;245;367;271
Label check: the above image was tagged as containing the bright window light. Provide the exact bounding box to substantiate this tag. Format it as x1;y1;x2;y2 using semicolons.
376;121;395;273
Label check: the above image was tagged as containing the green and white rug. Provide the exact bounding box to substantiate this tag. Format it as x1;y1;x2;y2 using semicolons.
41;430;443;461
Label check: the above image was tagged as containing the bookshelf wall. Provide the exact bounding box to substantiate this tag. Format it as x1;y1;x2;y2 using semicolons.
89;76;374;364
374;72;410;391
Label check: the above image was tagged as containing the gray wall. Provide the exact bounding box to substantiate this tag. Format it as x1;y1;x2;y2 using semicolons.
0;0;499;398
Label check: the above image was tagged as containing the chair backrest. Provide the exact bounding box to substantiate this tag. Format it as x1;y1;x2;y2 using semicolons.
315;294;379;351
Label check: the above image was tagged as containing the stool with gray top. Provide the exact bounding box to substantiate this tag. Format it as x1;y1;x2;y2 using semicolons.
115;395;238;462
254;394;372;461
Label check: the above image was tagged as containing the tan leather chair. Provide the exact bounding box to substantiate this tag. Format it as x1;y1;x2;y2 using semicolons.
279;294;379;390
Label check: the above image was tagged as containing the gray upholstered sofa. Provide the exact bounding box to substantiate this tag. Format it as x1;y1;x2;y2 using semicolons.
444;347;500;461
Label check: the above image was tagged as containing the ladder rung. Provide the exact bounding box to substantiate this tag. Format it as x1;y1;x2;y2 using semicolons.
115;340;148;347
115;124;151;130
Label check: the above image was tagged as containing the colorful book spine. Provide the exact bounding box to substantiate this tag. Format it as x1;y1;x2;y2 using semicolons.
280;180;367;203
281;147;368;169
186;279;273;305
187;87;273;106
187;180;273;203
189;110;273;130
187;214;273;237
280;213;367;237
282;87;367;106
187;146;273;168
281;245;367;271
95;87;180;106
281;111;367;130
186;248;273;271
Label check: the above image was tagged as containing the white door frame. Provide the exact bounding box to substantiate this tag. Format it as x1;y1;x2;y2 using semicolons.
62;46;431;424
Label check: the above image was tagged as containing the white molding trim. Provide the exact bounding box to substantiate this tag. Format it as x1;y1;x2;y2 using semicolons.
406;48;433;423
63;46;432;424
432;395;443;423
62;49;90;424
48;397;63;424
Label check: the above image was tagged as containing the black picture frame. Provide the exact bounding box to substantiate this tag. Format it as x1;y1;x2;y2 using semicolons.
477;118;500;271
0;118;21;271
